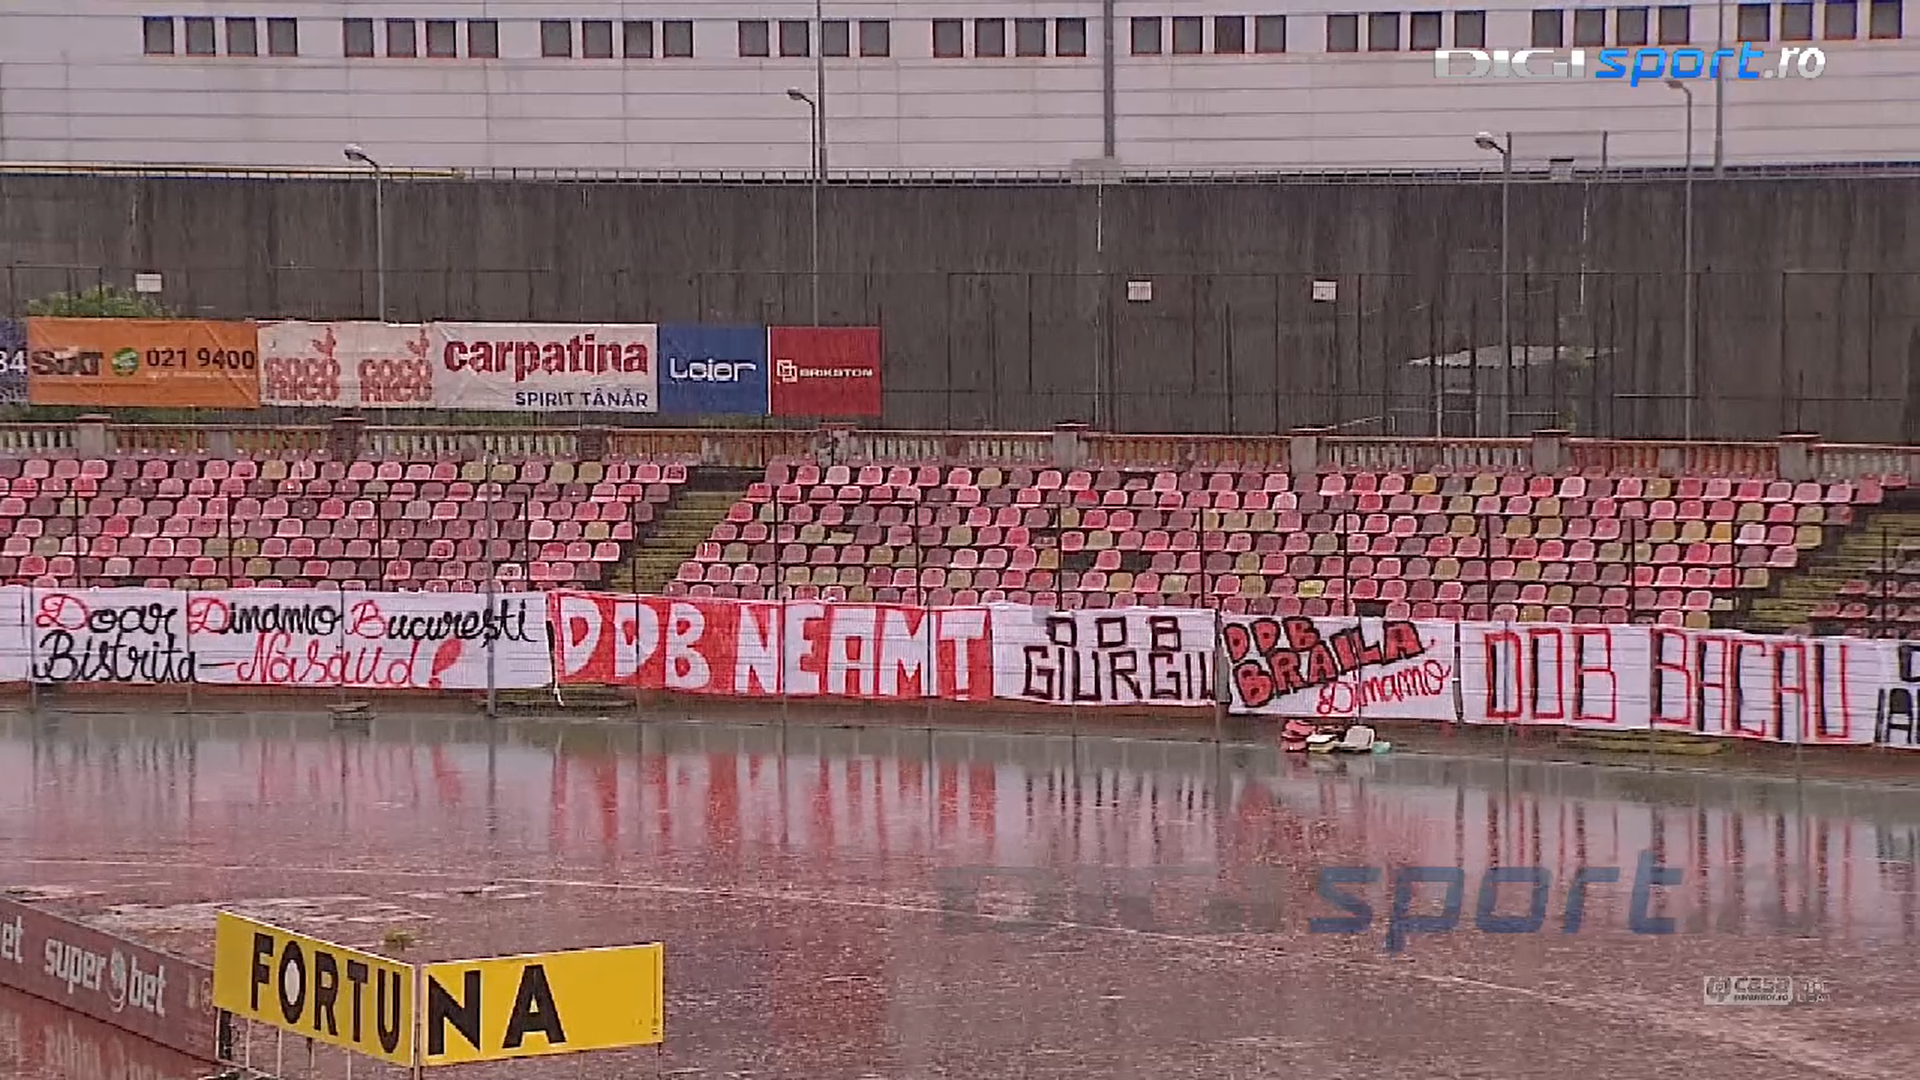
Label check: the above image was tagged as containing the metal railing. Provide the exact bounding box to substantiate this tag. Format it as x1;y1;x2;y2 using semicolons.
2;420;1912;482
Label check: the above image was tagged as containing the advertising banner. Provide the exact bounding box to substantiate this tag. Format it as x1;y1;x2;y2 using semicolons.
185;588;552;690
25;318;260;408
657;324;770;416
1221;615;1458;720
0;319;26;406
259;321;432;408
549;591;994;701
0;895;220;1062
428;322;658;414
212;912;414;1066
990;604;1215;706
768;326;882;417
419;945;664;1065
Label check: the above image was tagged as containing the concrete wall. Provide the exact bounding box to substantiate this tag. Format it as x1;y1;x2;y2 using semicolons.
2;172;1916;442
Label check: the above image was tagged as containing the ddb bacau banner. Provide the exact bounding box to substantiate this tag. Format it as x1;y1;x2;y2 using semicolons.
428;322;658;414
26;317;261;408
658;324;771;416
0;319;26;406
260;321;432;407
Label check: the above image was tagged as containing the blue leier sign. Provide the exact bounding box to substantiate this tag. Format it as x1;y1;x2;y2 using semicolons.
656;324;770;416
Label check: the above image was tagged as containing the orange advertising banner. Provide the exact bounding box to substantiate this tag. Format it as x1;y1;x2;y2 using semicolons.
26;318;261;407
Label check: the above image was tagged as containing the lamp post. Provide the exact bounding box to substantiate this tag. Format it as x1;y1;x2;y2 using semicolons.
786;88;822;325
1713;0;1726;173
342;144;386;322
1474;132;1512;437
1667;79;1697;440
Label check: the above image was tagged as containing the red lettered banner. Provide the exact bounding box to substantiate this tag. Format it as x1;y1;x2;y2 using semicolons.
768;327;882;417
550;591;991;700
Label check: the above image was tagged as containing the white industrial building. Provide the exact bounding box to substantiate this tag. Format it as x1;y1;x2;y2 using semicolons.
0;0;1913;172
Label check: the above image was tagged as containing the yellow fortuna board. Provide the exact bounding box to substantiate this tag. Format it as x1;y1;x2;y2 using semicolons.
420;944;665;1065
211;912;416;1066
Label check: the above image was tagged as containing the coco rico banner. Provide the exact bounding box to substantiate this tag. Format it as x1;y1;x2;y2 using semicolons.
429;322;659;413
25;318;260;408
259;321;431;408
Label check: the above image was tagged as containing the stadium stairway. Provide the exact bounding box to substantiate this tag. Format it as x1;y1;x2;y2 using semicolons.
615;470;758;593
1744;504;1920;635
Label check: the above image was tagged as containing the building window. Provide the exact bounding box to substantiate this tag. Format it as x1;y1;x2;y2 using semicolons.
1327;13;1360;50
581;20;613;57
859;20;890;56
1616;6;1651;42
1780;2;1815;38
540;20;572;57
469;19;498;57
1532;9;1565;44
1173;15;1204;52
1410;11;1443;48
1657;4;1690;41
1869;0;1901;36
1255;14;1287;51
143;16;174;54
1736;3;1771;37
267;17;298;55
1454;9;1486;44
225;18;257;56
823;19;851;55
344;18;374;57
623;21;654;57
976;18;1006;55
1824;0;1857;37
185;16;216;55
1015;17;1047;55
1057;17;1088;55
1216;15;1247;51
1572;8;1607;43
1368;11;1401;48
663;19;694;56
1132;16;1163;53
738;20;770;56
775;20;806;56
386;19;416;58
932;18;965;56
424;20;454;57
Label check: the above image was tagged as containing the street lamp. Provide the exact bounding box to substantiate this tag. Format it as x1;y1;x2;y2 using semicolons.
1474;131;1512;437
342;144;387;323
1668;79;1697;440
786;88;821;325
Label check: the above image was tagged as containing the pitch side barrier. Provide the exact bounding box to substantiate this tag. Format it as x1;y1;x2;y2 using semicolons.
0;584;1912;750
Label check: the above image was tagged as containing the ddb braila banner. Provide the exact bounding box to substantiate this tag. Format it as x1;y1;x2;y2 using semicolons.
0;584;1912;750
26;318;882;416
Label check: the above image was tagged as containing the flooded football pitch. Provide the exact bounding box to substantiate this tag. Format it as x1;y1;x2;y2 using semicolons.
0;706;1916;1079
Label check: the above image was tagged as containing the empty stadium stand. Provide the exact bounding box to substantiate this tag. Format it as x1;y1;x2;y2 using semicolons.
0;455;689;591
663;462;1891;630
0;421;1912;634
